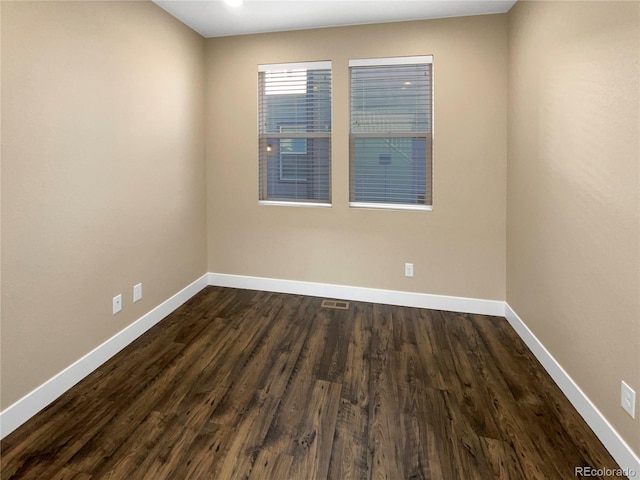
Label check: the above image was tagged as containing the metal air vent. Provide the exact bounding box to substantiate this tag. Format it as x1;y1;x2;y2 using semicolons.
321;299;350;310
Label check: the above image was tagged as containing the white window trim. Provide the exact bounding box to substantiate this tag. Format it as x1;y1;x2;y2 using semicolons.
349;202;433;212
258;61;332;205
348;55;433;68
259;200;332;208
349;56;433;210
258;61;332;72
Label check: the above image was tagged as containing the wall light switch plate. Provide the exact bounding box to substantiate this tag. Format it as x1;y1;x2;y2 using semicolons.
133;283;142;303
621;381;636;418
405;263;414;277
113;294;122;315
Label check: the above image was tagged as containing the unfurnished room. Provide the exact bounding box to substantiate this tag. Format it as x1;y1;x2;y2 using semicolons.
0;0;639;478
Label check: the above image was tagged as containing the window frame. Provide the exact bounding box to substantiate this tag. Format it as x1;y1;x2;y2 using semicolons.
257;61;332;207
348;55;434;211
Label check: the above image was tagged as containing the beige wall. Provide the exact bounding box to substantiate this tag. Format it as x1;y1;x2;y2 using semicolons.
205;15;508;300
4;0;636;460
1;1;206;408
507;0;640;455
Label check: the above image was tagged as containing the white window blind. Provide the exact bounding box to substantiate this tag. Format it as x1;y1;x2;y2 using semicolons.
258;61;332;205
349;56;433;209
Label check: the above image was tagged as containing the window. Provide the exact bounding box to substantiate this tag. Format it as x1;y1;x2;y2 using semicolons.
279;125;308;181
258;62;332;205
349;56;433;210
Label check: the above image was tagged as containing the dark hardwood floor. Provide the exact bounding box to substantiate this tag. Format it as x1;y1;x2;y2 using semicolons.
1;287;621;479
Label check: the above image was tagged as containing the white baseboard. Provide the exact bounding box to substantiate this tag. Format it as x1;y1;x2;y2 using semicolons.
207;272;506;317
209;274;639;473
0;273;501;441
0;273;209;440
2;271;636;476
504;304;640;475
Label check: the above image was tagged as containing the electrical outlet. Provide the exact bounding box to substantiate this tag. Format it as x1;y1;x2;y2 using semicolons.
133;283;142;303
621;381;636;418
405;263;414;277
112;294;122;315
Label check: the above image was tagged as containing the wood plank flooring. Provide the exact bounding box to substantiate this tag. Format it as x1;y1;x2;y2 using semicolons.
1;287;621;479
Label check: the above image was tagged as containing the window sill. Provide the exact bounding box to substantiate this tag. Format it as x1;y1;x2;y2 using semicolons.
349;202;432;212
259;200;332;208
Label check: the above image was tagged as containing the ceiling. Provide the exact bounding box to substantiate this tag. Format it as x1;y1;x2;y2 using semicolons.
153;0;517;38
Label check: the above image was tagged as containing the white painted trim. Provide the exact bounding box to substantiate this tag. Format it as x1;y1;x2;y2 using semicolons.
349;55;433;67
504;304;640;475
3;271;636;476
258;60;331;72
349;202;432;212
259;200;332;208
0;273;209;440
207;272;505;316
206;273;639;472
